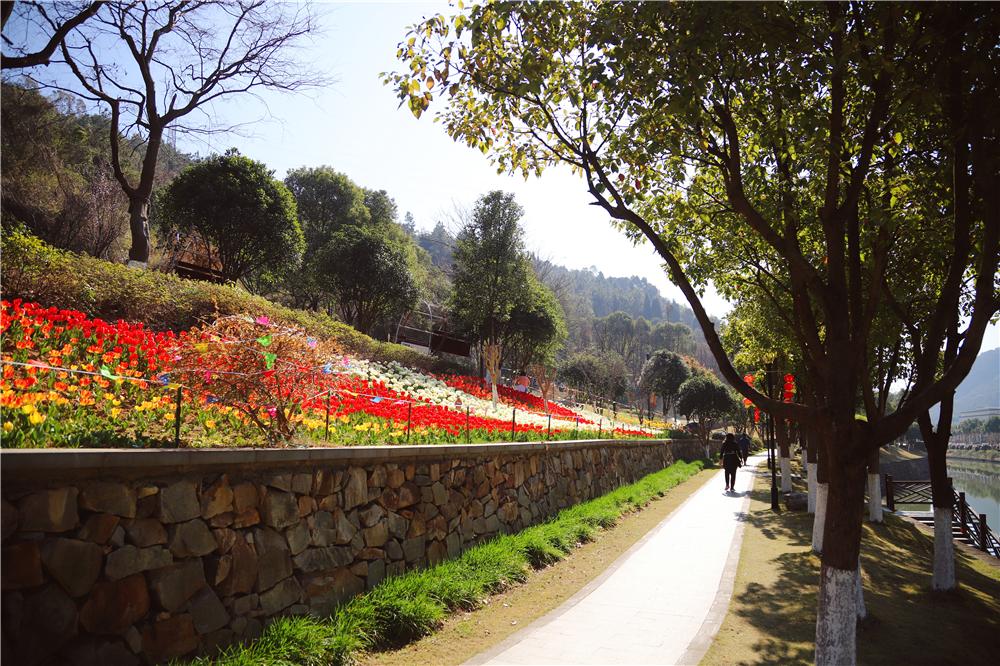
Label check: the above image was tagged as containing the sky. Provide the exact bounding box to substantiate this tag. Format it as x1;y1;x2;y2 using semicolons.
175;1;732;318
5;1;997;353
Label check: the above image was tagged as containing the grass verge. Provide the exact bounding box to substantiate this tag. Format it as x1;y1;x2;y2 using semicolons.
702;462;1000;665
187;459;707;666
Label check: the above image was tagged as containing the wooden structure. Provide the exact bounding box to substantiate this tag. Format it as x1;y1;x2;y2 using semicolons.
884;474;1000;558
394;303;472;357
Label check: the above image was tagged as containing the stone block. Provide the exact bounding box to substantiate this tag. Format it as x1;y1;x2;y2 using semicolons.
293;545;353;573
17;487;78;533
80;573;149;635
262;490;298;529
233;507;261;528
385;539;403;561
363;522;388;548
208;514;233;530
80;482;136;518
168;518;217;557
367;559;386;590
431;482;448;506
387;511;408;539
232;482;258;513
77;513;120;544
188;587;230;634
446;533;461;558
231;593;258;616
297;495;316;517
406;514;426;538
2;497;18;540
311;509;354;546
259;575;303;615
217;535;258;597
200;476;234;519
202;628;236;659
302;568;363;615
386;468;405;489
210;554;232;585
265;473;293;492
149;559;206;612
40;537;102;597
2;541;43;590
11;584;78;666
387;560;405;577
359;503;385;527
784;491;808;511
343;467;368;510
253;527;291;592
292;473;313;495
142;614;199;663
286;523;310;555
380;487;399;510
350;560;368;577
401;535;425;563
122;517;167;547
159;480;200;524
357;547;385;560
105;545;172;581
427;540;447;566
213;527;237;554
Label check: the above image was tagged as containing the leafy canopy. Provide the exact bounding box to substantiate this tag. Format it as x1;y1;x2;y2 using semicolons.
158;153;303;284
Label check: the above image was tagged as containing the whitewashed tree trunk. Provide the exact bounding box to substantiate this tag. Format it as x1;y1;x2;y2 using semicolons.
932;506;957;591
807;462;817;514
801;446;808;471
867;473;883;523
812;482;829;553
855;559;867;620
816;565;857;666
780;455;792;493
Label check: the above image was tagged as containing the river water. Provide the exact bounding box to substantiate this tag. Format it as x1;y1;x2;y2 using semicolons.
948;458;1000;532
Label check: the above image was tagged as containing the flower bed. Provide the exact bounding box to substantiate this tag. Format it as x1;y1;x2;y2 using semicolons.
1;300;658;448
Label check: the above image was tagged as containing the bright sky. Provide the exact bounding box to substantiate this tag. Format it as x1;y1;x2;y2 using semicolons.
181;1;732;318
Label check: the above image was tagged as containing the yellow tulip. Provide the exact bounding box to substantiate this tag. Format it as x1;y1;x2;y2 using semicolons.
3;422;13;432
21;404;35;415
28;412;46;425
110;408;122;418
205;420;216;429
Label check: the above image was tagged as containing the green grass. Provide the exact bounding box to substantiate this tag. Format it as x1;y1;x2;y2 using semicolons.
187;459;705;666
0;228;457;373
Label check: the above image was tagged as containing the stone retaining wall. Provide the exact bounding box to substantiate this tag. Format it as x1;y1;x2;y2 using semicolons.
0;438;705;664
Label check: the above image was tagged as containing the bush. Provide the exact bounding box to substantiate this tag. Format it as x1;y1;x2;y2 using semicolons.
1;228;456;372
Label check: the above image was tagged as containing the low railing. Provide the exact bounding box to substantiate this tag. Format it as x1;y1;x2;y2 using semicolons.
885;474;999;559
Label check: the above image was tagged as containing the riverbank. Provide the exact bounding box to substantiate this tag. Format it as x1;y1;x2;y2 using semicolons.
702;462;1000;665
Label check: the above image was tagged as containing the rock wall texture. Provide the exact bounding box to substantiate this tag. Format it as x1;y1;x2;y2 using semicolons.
0;438;704;664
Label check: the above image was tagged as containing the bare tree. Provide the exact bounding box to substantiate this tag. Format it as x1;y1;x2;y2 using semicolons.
20;1;322;265
1;1;101;69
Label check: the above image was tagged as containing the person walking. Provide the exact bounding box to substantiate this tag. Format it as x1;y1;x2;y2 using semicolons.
737;431;752;466
514;370;531;393
720;433;742;492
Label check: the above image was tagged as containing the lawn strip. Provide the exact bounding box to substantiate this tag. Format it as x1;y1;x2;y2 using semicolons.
187;459;708;666
701;460;1000;666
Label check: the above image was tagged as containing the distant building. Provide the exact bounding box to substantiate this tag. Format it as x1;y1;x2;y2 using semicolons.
958;407;1000;422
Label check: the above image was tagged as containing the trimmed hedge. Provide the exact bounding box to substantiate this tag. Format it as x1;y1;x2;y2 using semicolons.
0;229;456;372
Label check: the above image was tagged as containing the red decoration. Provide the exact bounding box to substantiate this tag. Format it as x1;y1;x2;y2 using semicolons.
743;397;752;408
754;408;761;423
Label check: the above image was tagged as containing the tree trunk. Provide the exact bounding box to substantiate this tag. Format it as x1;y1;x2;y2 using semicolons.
855;558;867;621
126;197;151;265
816;565;858;666
778;421;792;493
807;432;818;514
867;448;883;523
812;434;829;551
927;433;956;591
815;440;867;666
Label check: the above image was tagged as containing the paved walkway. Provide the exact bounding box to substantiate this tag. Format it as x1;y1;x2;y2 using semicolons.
468;455;766;666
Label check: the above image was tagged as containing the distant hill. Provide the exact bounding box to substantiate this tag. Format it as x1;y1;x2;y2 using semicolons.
953;347;1000;420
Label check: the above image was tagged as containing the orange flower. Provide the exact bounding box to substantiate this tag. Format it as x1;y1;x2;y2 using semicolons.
78;390;95;406
54;381;69;392
13;377;37;390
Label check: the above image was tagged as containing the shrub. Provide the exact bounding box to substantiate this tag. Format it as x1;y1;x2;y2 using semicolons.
0;228;457;372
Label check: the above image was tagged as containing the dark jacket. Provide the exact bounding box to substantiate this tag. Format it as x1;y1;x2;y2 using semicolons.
720;440;742;469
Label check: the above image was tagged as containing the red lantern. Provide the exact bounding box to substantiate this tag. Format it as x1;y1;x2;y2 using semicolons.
784;373;794;383
784;381;795;391
743;374;754;385
743;397;752;408
754;408;761;423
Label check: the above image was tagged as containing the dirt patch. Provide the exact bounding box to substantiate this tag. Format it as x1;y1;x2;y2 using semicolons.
357;467;718;666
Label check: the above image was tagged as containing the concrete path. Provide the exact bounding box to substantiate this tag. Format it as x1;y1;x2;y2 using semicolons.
468;455;766;666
